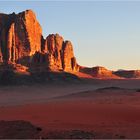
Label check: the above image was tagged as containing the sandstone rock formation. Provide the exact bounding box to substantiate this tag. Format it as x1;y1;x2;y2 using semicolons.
0;10;79;73
80;66;119;79
44;34;64;70
114;70;140;78
1;9;139;80
31;34;79;72
62;41;76;71
0;10;42;65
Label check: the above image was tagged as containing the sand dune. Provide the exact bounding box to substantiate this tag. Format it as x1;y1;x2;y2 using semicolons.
0;79;140;138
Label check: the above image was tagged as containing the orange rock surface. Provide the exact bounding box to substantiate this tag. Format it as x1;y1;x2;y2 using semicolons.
0;9;139;79
80;66;120;79
0;10;79;72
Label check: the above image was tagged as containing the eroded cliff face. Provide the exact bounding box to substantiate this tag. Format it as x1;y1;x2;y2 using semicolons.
0;10;42;65
14;10;42;61
31;34;79;72
79;66;120;79
0;10;79;72
44;34;64;70
62;41;78;71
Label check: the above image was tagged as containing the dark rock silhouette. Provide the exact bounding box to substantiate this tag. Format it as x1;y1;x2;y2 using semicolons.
114;70;140;78
0;120;42;139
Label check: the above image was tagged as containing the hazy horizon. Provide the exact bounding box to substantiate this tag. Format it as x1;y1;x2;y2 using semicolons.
0;1;140;70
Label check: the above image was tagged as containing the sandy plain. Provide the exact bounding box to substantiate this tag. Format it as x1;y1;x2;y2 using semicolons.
0;79;140;139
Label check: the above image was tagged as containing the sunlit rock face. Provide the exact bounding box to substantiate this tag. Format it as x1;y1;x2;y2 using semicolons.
32;34;79;72
80;66;119;79
15;10;42;62
0;10;42;65
91;66;115;78
44;34;64;70
0;10;79;72
62;41;79;72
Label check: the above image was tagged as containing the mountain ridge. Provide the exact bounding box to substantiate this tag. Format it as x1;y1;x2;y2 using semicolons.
0;9;140;83
0;9;79;73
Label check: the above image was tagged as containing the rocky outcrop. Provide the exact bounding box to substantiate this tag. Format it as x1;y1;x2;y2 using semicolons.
62;41;78;71
31;34;79;72
0;120;42;139
80;66;119;79
7;23;16;62
0;10;42;65
1;9;140;82
114;70;140;78
0;13;14;62
44;34;64;70
1;9;140;80
0;46;2;62
0;10;79;73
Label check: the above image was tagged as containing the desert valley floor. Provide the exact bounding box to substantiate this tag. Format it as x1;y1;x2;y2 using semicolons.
0;79;140;139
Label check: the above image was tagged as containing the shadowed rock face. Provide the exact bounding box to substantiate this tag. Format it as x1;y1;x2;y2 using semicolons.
0;10;79;72
114;70;140;78
0;120;42;139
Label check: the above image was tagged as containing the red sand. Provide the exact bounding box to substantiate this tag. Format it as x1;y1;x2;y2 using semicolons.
0;94;140;138
0;80;140;138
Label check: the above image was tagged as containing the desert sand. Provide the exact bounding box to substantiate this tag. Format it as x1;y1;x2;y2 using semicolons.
0;79;140;138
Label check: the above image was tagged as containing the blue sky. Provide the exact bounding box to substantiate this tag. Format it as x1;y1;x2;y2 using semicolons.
0;1;140;70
